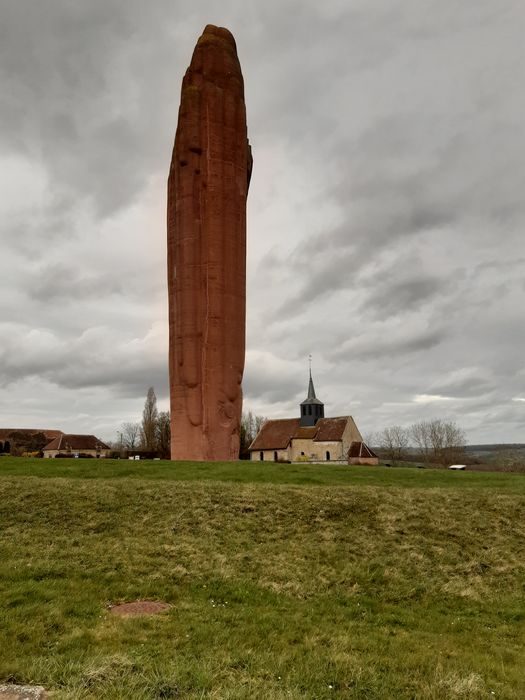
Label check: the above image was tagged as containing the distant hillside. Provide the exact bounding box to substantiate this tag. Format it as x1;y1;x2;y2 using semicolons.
466;444;525;455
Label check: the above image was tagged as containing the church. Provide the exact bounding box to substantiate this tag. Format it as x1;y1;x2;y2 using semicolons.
249;372;378;465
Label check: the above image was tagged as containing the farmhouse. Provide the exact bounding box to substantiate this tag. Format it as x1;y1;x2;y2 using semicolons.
0;428;63;455
43;434;110;458
249;373;378;465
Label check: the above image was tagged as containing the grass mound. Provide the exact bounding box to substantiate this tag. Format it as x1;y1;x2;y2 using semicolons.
0;459;524;698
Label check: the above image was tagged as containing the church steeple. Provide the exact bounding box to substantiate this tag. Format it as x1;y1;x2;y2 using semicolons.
300;358;325;427
306;370;317;400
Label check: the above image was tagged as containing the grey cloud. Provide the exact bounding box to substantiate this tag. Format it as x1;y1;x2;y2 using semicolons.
0;0;188;218
0;322;168;401
361;277;445;319
273;251;359;320
329;327;445;362
243;363;304;405
429;376;495;399
56;362;169;400
27;264;123;301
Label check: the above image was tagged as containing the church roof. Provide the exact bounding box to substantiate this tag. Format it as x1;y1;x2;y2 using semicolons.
250;419;300;450
250;416;352;451
293;426;318;439
314;417;348;441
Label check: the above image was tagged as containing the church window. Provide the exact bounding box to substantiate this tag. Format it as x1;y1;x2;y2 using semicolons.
259;451;264;461
274;451;278;461
326;451;331;461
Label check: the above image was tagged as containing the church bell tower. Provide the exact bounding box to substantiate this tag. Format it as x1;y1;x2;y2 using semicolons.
299;363;325;427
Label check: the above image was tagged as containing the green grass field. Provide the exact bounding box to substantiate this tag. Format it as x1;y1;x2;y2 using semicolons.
1;458;524;699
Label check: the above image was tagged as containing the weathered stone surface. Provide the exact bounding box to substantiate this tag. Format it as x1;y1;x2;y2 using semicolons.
168;25;251;460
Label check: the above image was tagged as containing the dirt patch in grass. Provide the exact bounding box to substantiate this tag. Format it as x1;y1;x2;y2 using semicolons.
0;685;47;699
109;601;171;617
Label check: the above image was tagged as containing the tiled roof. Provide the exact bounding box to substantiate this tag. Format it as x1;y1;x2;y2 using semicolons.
249;419;300;450
348;441;378;458
293;426;318;439
43;434;110;452
0;428;63;441
313;417;348;442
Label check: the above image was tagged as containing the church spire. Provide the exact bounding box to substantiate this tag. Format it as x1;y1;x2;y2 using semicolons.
300;356;324;427
307;369;317;400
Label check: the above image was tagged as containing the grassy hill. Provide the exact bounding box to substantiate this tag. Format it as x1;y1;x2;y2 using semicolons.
1;458;524;698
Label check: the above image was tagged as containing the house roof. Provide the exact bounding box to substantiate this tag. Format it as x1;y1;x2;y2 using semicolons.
0;428;63;441
43;434;110;452
348;441;378;459
250;416;353;451
0;428;62;440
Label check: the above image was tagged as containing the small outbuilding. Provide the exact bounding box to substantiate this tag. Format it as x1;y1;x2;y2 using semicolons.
347;441;379;465
43;434;110;458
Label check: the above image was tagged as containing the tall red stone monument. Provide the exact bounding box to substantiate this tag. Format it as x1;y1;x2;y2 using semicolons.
167;25;252;460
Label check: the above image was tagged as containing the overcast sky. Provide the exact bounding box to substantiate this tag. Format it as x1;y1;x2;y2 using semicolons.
1;0;524;444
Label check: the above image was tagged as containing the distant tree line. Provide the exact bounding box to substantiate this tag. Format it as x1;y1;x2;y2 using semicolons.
370;419;467;466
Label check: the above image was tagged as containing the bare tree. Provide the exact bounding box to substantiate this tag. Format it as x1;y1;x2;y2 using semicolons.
409;419;466;465
141;387;158;451
254;414;265;435
378;426;409;466
240;411;266;458
495;449;525;472
410;421;433;463
363;432;379;449
429;419;445;461
441;420;467;464
156;411;171;459
121;422;140;449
